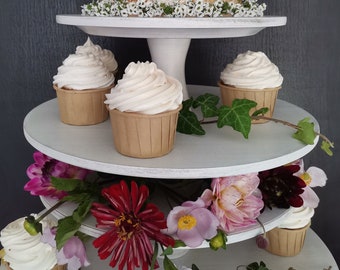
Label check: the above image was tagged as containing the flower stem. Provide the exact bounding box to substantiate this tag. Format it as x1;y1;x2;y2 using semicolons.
252;115;334;148
36;200;65;223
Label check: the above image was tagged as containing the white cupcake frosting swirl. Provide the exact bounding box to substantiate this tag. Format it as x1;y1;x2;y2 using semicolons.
76;37;118;72
105;61;183;114
278;206;314;229
0;215;57;270
220;51;283;89
53;53;115;90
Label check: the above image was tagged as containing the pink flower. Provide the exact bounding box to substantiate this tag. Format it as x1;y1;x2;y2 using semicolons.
41;228;90;270
57;236;90;270
165;198;219;248
293;159;328;208
203;173;264;233
24;151;90;199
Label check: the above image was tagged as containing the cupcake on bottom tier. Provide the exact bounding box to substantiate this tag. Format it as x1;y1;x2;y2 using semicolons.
0;216;66;270
265;206;314;256
219;51;283;123
53;53;115;126
105;61;183;158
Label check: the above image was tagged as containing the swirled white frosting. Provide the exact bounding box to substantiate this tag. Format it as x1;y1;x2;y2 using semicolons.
76;37;118;72
0;216;57;270
53;53;115;90
278;207;314;229
220;51;283;89
105;61;183;114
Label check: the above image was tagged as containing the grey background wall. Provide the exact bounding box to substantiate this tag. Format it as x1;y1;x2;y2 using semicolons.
1;0;339;266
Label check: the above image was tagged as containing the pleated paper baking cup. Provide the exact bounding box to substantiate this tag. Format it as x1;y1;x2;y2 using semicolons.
108;106;182;158
265;222;310;257
53;84;113;126
218;81;281;124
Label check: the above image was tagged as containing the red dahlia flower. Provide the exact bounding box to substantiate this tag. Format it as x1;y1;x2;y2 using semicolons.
91;181;175;270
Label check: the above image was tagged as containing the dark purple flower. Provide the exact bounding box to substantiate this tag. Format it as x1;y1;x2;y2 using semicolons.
258;165;306;209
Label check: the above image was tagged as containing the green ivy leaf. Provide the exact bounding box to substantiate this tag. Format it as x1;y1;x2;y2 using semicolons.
55;216;81;250
192;93;219;118
252;107;269;117
163;255;178;270
246;261;269;270
292;117;316;145
217;99;257;139
177;99;205;135
192;264;200;270
321;140;334;156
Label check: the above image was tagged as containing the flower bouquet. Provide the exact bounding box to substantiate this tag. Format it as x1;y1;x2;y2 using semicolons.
0;151;328;270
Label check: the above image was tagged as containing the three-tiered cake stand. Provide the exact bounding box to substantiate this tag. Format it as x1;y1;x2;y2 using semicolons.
20;14;339;269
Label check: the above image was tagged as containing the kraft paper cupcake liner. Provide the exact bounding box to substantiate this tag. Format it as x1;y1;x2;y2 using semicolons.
218;81;281;124
265;222;311;257
53;84;113;126
108;106;182;158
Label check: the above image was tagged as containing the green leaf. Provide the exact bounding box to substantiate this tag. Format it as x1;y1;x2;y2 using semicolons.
292;117;316;145
252;107;269;117
246;261;269;270
192;264;200;270
173;240;186;248
177;109;205;135
51;177;84;192
321;140;334;156
217;99;257;139
72;196;93;223
163;255;178;270
192;93;219;118
55;216;81;250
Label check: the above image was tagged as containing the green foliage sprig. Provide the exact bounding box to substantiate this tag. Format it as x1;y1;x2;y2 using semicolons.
177;93;334;156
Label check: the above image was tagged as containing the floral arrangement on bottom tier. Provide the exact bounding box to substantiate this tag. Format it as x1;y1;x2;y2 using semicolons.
0;151;328;270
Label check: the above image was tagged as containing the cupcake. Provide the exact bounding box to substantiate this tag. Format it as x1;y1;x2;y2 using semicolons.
53;53;115;125
0;215;66;270
219;51;283;123
75;37;118;75
105;61;183;158
265;206;313;256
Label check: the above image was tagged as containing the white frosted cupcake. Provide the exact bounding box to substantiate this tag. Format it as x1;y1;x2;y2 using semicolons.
0;216;66;270
75;37;118;74
265;206;313;256
219;51;283;123
105;61;183;158
53;53;115;125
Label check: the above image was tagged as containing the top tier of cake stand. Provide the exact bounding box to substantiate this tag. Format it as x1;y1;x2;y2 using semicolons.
56;15;287;38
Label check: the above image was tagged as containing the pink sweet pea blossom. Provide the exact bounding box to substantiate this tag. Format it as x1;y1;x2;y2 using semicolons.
41;228;90;270
25;151;91;199
57;236;90;270
293;159;328;208
202;173;264;233
165;198;219;248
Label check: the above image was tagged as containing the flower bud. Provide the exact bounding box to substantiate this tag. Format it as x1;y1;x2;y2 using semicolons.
24;216;42;236
209;230;227;251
